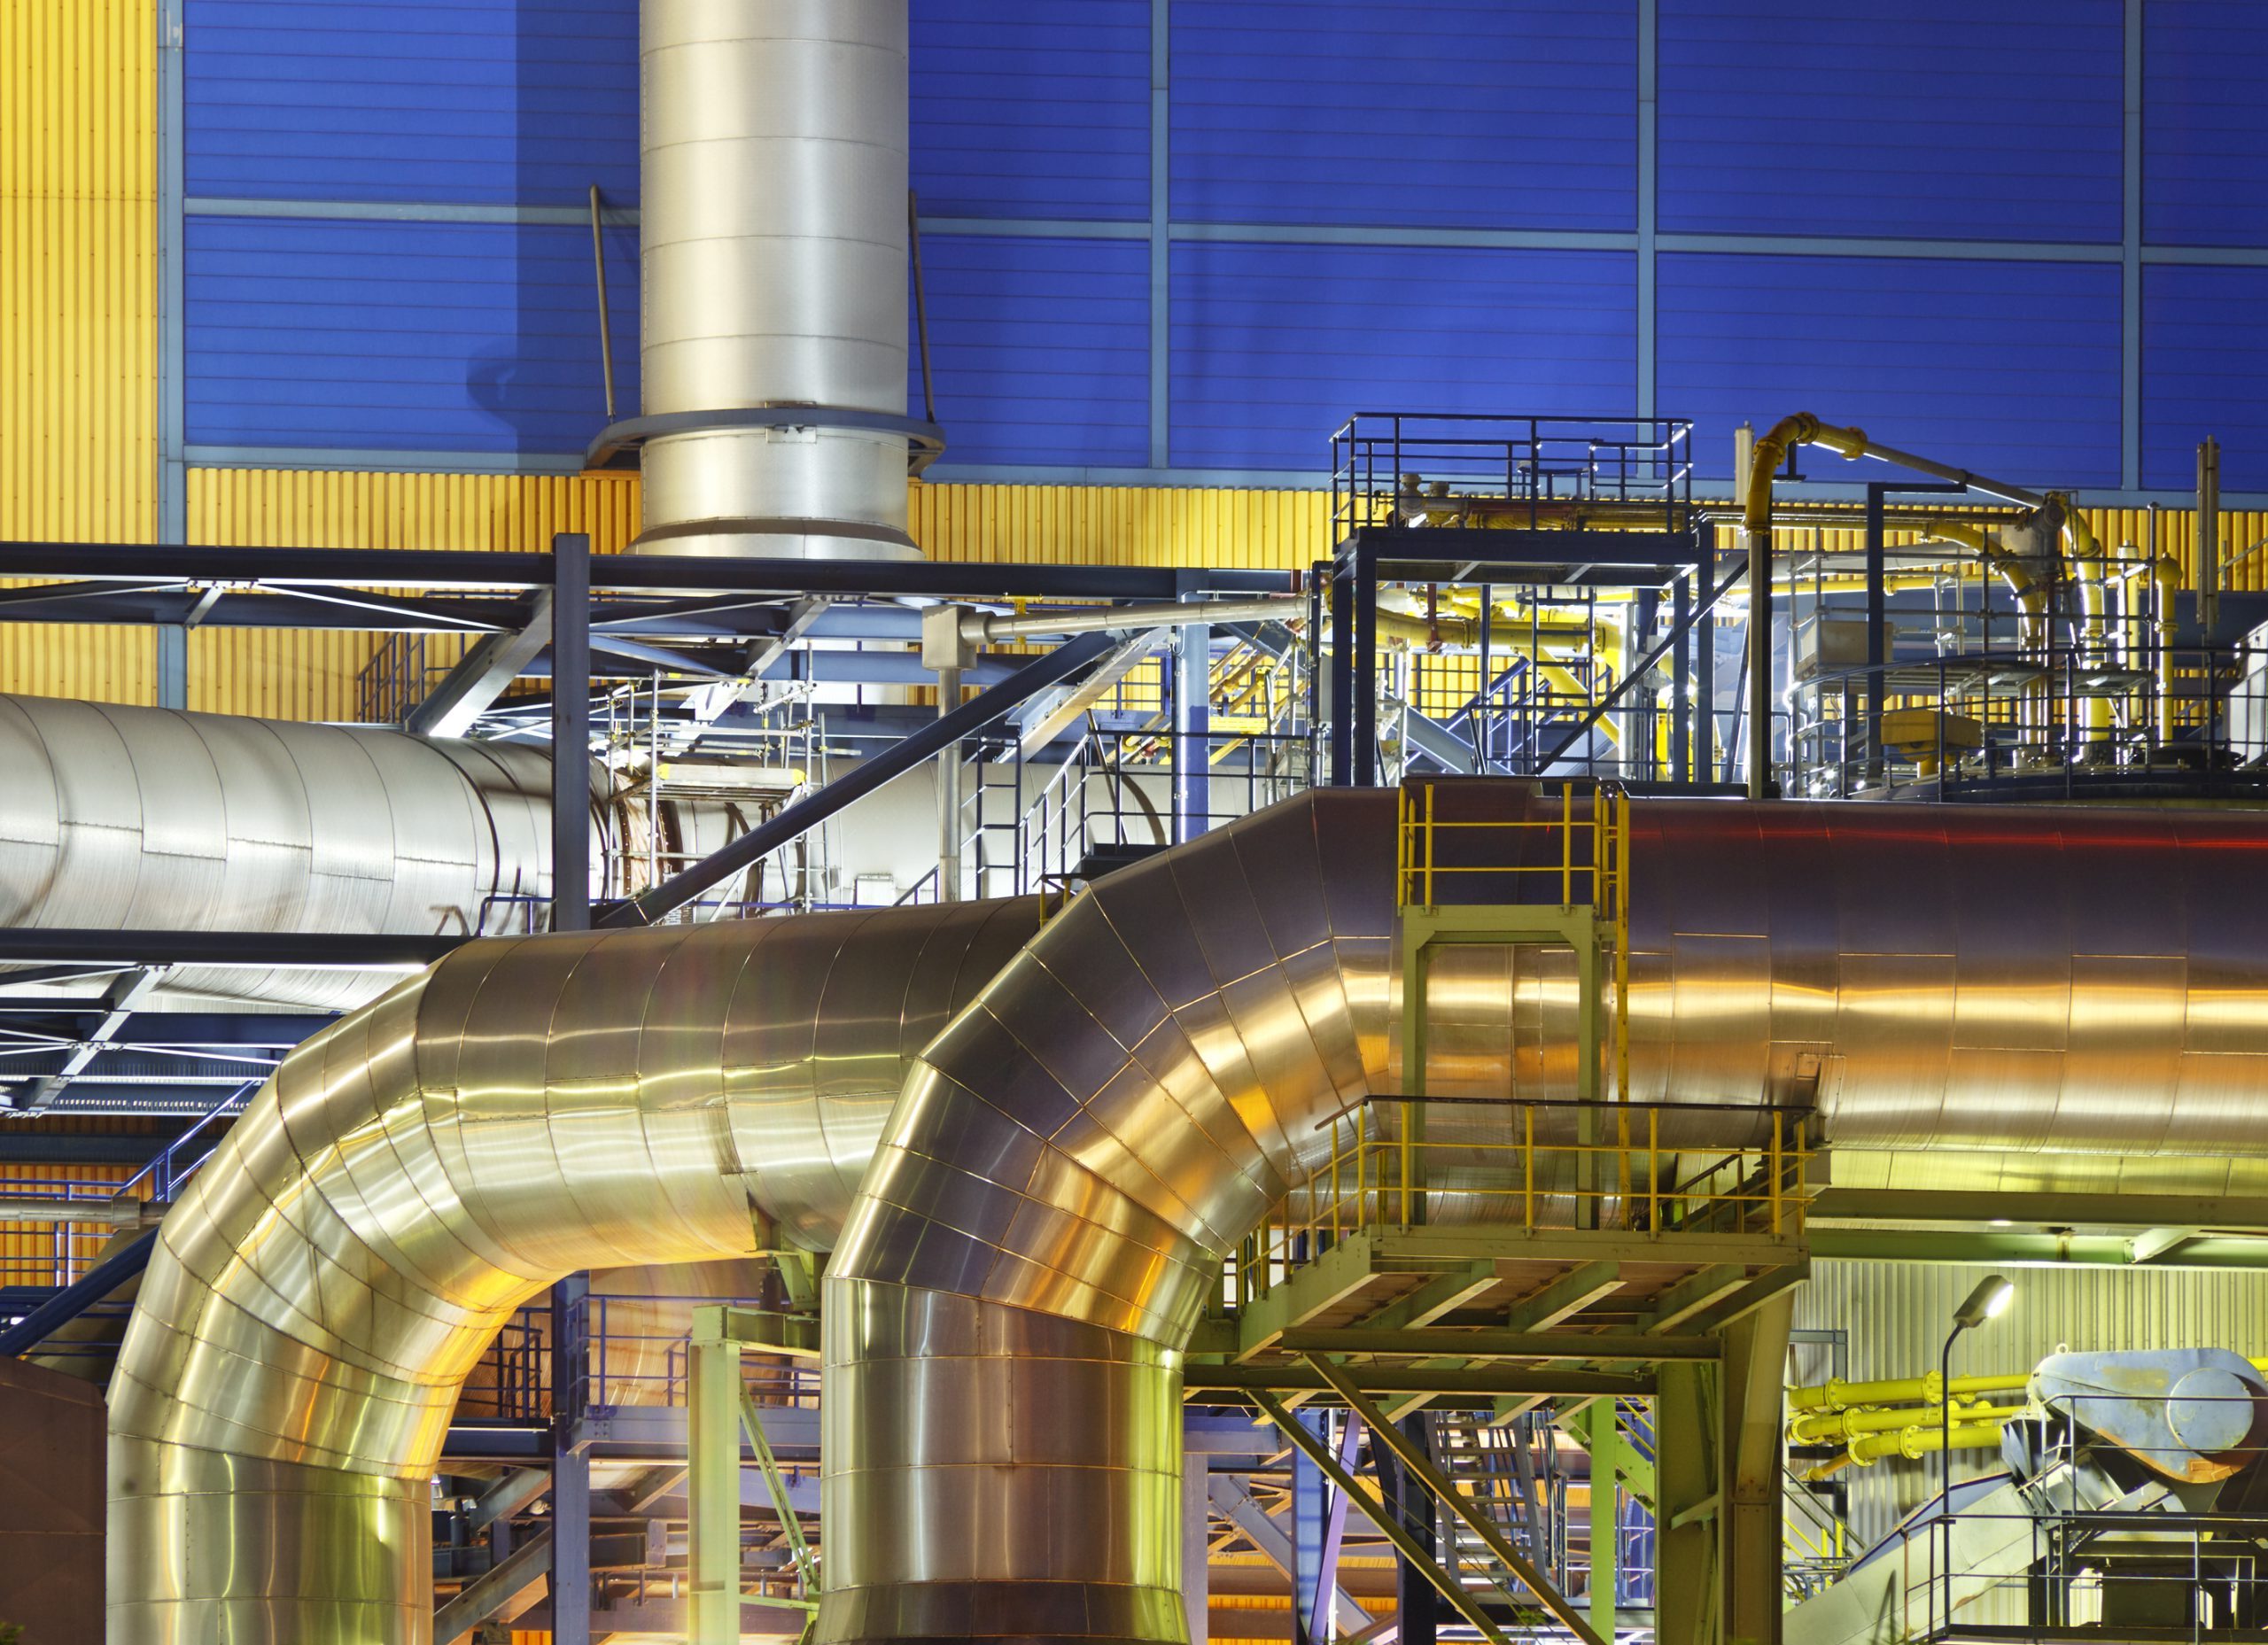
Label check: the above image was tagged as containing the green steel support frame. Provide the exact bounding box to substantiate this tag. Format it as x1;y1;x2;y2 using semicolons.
688;1304;822;1645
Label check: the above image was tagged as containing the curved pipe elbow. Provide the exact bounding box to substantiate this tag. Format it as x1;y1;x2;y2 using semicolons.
107;898;1038;1642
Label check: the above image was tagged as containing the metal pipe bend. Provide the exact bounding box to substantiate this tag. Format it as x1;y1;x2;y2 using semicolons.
108;786;2268;1643
106;896;1040;1644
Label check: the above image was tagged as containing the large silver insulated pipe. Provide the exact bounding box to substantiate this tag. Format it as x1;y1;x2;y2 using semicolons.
107;788;2268;1641
0;693;739;1013
818;788;2268;1645
634;0;923;559
106;899;1039;1643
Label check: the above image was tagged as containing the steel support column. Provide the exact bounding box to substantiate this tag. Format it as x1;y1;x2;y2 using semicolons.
687;1317;742;1645
1329;566;1355;786
1588;1408;1619;1640
1724;1295;1793;1645
1290;1408;1329;1645
550;1273;592;1645
1864;485;1887;788
1175;620;1212;842
1183;1443;1211;1645
550;532;591;932
1388;1416;1439;1645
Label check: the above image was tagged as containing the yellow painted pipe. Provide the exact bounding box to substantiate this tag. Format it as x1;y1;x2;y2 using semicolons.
1788;1400;2023;1447
1787;1370;2029;1415
1847;1417;2008;1466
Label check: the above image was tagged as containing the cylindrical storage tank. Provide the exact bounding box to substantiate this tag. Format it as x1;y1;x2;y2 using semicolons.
636;0;919;559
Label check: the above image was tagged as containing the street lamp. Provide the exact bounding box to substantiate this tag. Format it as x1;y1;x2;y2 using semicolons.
1937;1275;2014;1635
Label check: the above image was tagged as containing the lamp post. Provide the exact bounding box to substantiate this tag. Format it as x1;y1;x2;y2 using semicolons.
1936;1274;2015;1637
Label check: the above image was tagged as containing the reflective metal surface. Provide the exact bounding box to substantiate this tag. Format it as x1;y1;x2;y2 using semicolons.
107;897;1038;1643
0;692;735;1011
819;787;2268;1645
636;0;918;559
106;784;2268;1642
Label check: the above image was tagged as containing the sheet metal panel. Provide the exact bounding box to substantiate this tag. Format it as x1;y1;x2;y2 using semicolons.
1659;252;2123;487
1170;0;1635;231
1659;0;2121;243
913;0;1150;221
2141;265;2268;493
183;0;636;205
183;215;634;455
2143;0;2268;249
1169;242;1637;471
914;235;1152;469
1;0;159;546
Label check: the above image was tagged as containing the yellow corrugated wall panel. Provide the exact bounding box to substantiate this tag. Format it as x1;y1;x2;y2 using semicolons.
187;468;643;553
183;468;644;718
1;0;160;702
0;1162;139;1284
167;472;1330;720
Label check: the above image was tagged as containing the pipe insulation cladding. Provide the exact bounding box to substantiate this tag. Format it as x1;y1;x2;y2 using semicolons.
635;0;921;559
106;788;2268;1641
0;693;750;1012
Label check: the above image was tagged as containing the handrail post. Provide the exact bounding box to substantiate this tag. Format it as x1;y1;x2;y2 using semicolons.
1771;1111;1785;1237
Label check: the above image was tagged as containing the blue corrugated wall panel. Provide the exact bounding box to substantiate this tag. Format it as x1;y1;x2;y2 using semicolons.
912;1;1150;221
914;237;1150;468
185;217;634;453
1658;253;2121;485
1658;1;2123;244
1169;244;1637;470
2142;266;2268;493
1171;0;1637;230
184;0;636;205
2144;0;2268;247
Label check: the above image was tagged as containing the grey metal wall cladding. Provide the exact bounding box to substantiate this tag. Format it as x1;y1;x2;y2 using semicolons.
105;787;2268;1641
1797;1260;2268;1548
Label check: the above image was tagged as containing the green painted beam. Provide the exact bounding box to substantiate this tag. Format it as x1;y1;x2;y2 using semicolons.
1810;1229;2268;1270
1373;1225;1798;1269
1504;1261;1623;1331
1564;1402;1657;1503
1187;1363;1651;1398
1810;1186;2268;1231
1234;1232;1379;1360
1643;1265;1750;1332
1351;1259;1499;1332
1278;1327;1717;1362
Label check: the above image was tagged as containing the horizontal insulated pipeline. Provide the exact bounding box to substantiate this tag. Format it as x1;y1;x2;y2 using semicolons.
0;693;756;1012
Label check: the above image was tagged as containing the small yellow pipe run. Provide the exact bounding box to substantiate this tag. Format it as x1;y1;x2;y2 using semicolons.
1787;1370;2029;1414
1788;1400;2023;1447
1846;1417;2010;1466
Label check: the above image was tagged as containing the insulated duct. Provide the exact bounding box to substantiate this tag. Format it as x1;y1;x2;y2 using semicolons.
107;898;1040;1643
0;694;748;1012
107;788;2268;1641
633;0;926;560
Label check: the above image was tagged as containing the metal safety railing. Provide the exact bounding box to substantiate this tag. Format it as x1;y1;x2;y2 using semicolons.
1396;779;1634;1120
1395;780;1628;913
1232;1097;1808;1308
